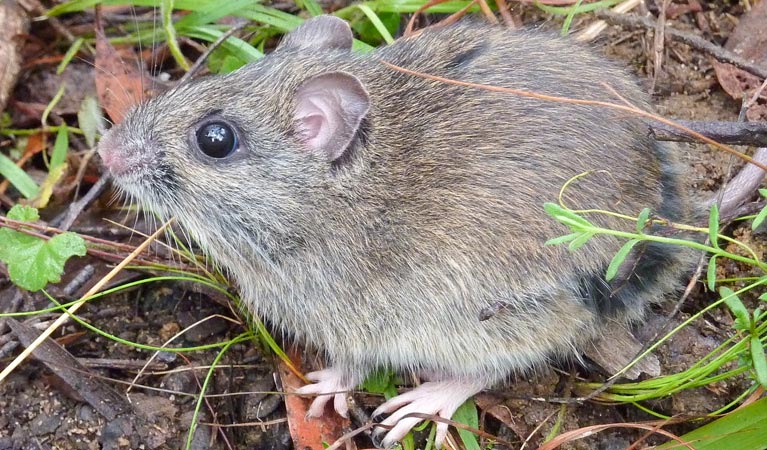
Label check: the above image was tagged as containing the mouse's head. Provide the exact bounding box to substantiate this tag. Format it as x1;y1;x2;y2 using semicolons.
98;16;371;263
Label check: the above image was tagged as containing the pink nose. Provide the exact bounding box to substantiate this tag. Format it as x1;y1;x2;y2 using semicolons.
97;131;131;176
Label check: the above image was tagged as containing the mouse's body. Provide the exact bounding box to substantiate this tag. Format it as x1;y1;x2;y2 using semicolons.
99;16;728;446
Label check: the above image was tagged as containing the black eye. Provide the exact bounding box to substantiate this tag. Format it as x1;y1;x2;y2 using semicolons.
196;121;238;158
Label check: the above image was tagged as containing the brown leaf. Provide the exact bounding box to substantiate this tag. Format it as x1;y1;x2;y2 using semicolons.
713;0;767;121
94;8;153;124
278;347;351;450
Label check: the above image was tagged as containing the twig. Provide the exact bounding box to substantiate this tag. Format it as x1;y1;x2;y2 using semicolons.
594;9;767;80
649;120;767;146
51;173;109;231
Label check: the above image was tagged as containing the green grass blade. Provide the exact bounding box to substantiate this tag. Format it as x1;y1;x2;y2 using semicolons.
0;154;39;199
175;0;256;29
355;4;395;44
51;126;69;169
57;37;85;75
657;397;767;450
162;0;190;70
46;0;103;16
179;25;263;62
296;0;323;16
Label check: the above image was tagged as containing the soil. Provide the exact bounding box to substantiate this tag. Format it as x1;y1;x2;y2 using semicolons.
0;2;764;450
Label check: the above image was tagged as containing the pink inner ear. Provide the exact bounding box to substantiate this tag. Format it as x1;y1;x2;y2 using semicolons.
299;114;325;142
294;72;370;162
297;96;339;150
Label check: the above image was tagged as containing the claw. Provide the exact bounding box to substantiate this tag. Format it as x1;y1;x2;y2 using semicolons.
372;379;485;448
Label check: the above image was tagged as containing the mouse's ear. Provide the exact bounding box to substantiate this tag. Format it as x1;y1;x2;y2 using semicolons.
278;16;353;52
294;71;369;162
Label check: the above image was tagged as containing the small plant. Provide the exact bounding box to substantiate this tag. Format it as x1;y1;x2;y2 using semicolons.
0;205;86;291
545;198;767;447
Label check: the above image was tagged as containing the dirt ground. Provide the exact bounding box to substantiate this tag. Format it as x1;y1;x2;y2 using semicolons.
0;2;765;449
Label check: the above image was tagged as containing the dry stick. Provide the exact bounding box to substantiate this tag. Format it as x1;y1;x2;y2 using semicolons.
495;0;516;28
379;60;767;172
651;0;671;93
0;218;174;384
650;120;767;146
51;174;109;231
594;9;767;80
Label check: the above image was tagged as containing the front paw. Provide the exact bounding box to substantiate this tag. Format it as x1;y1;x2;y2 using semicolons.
294;367;358;418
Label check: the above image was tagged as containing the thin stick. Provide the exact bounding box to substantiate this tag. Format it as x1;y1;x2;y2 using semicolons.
0;218;174;384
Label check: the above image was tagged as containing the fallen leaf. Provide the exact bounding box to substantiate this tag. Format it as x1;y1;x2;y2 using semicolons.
713;0;767;121
278;347;352;450
94;7;154;124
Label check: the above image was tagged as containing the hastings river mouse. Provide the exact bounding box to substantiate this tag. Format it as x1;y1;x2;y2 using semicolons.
98;15;767;447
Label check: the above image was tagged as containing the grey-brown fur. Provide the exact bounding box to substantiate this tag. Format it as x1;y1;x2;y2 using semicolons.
100;18;700;393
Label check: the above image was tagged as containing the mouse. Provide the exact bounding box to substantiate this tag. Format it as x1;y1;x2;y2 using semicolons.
97;15;767;447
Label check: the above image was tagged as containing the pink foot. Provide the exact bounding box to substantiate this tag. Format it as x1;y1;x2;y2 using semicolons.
372;378;485;448
294;367;358;418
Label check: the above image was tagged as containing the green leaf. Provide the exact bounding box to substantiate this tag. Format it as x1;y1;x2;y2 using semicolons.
709;203;720;249
567;232;593;251
657;397;767;450
753;203;767;230
77;96;102;148
0;153;39;199
606;239;639;281
636;207;651;234
720;287;750;331
707;255;717;291
544;232;580;246
759;188;767;198
361;370;398;399
453;399;481;450
57;37;85;75
751;336;767;388
51;126;69;169
8;204;39;222
0;208;86;291
543;202;592;230
218;55;247;73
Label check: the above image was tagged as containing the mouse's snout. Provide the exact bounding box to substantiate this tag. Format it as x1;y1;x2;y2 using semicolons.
97;128;155;178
